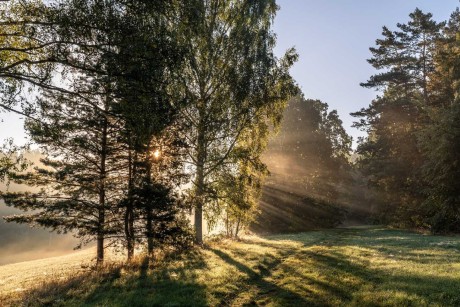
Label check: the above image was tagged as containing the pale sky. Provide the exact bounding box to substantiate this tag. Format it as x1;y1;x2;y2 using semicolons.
1;1;459;147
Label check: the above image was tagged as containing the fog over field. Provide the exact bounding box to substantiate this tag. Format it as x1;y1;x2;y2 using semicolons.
0;151;80;265
0;203;80;265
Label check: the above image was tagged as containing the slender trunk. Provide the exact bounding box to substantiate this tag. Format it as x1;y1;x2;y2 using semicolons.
96;208;105;263
195;105;206;245
97;102;108;265
195;164;204;244
146;145;154;255
225;210;230;237
146;209;154;254
235;218;240;239
125;208;134;260
422;37;428;104
125;145;132;259
125;142;135;261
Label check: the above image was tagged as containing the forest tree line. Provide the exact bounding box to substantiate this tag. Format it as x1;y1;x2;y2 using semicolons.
353;8;460;233
0;0;297;263
251;7;460;234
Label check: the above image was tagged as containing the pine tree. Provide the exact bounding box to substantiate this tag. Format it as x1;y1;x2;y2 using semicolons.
109;0;189;260
0;0;191;262
352;9;444;226
418;9;460;233
1;0;128;263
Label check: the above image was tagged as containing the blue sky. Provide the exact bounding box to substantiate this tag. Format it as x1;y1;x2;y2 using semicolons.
0;1;459;147
273;0;459;146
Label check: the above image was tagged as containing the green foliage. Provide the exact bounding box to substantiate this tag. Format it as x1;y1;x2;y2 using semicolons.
177;0;298;242
0;138;28;182
419;104;460;232
361;8;444;98
130;182;194;249
418;12;460;232
271;96;352;178
353;7;460;233
0;0;298;262
0;0;192;260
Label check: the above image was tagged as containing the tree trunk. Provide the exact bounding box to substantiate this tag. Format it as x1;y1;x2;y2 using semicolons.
422;36;428;105
146;208;154;254
96;210;104;263
125;143;136;261
194;168;204;244
194;106;206;245
97;104;108;265
195;205;203;244
225;210;230;237
235;218;241;239
145;143;155;255
124;207;134;260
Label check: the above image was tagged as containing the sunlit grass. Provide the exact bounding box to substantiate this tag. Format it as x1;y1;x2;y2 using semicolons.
1;227;460;306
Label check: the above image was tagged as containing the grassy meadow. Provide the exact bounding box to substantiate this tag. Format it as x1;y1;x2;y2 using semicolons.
1;226;460;306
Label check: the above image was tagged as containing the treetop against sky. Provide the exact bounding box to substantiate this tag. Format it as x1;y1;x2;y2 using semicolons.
0;0;458;147
273;0;458;146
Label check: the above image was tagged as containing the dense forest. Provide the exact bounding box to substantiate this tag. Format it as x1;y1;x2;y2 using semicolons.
1;0;460;268
352;8;460;233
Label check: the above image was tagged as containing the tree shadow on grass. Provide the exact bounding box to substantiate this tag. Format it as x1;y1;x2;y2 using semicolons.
82;249;209;306
13;249;209;307
7;229;460;306
289;248;460;305
289;231;460;306
249;229;460;306
319;228;460;266
209;248;323;306
9;270;101;306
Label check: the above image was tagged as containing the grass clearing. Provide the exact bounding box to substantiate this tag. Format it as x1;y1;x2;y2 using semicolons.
1;227;460;306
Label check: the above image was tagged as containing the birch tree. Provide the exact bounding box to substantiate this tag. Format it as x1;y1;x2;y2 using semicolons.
179;0;297;243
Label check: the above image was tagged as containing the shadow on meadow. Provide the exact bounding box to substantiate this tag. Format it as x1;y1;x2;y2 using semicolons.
81;253;209;306
16;249;209;307
259;227;460;306
208;248;310;306
292;249;460;306
5;228;460;306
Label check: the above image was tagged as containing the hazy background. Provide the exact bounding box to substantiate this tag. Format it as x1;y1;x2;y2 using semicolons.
0;152;80;265
251;97;369;234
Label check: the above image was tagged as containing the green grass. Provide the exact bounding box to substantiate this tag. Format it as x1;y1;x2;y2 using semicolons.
3;227;460;306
